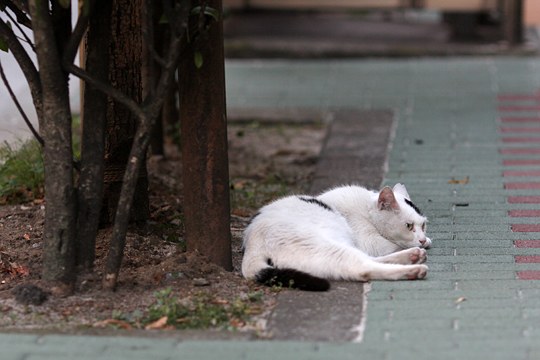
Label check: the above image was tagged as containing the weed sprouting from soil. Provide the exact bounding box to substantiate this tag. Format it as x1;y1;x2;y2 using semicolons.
0;140;44;204
113;287;266;330
0;117;80;205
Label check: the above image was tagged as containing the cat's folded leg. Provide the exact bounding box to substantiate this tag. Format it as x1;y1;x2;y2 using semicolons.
361;262;428;281
374;247;427;265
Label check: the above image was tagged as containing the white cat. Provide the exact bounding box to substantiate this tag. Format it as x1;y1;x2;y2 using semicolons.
242;184;431;291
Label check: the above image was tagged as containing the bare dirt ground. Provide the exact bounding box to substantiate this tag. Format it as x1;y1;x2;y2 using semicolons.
0;120;326;337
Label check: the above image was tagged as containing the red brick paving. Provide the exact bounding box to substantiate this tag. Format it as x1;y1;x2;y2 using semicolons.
498;95;540;101
505;182;540;189
499;105;540;111
503;159;540;166
501;117;540;123
503;170;540;177
515;255;540;263
502;137;540;143
508;209;540;217
514;240;540;248
500;148;540;155
500;127;540;133
511;224;540;232
517;270;540;280
508;196;540;204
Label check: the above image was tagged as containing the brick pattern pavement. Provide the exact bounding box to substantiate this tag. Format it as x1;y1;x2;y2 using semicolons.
500;92;540;284
361;59;540;359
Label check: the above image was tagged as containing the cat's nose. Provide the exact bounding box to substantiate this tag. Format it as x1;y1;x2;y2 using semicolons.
419;237;432;248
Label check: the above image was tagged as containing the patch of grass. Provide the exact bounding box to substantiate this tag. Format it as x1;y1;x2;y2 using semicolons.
230;174;290;214
0;117;81;205
0;139;44;204
142;287;264;330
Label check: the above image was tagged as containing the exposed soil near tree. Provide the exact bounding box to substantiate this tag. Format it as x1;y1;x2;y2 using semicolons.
0;121;326;338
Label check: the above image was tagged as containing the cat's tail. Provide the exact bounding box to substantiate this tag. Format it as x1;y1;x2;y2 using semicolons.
255;267;330;291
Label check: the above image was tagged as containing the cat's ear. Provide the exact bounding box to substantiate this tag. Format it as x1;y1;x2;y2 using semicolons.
393;183;410;198
378;187;400;211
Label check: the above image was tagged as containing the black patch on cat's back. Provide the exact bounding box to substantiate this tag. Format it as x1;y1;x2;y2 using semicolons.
247;212;261;226
405;198;423;216
298;197;333;212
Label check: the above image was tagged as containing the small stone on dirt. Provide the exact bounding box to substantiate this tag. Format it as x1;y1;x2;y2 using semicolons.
176;254;187;264
12;284;49;306
193;278;210;287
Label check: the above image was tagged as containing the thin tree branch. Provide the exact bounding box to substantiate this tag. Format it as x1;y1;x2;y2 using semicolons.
4;7;35;51
0;58;43;146
141;1;166;68
145;34;183;114
65;62;145;120
62;0;94;66
144;1;189;112
0;0;32;28
0;18;42;120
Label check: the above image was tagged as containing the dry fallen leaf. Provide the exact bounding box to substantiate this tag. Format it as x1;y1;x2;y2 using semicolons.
23;233;31;240
448;176;469;185
1;256;29;277
229;318;246;328
145;316;168;330
10;263;29;277
231;180;247;190
455;296;467;304
93;319;132;330
211;298;229;305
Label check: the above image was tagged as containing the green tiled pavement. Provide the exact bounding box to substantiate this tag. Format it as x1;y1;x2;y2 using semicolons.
228;57;540;358
4;57;540;359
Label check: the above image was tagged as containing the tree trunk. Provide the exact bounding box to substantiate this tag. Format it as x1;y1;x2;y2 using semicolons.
179;0;232;270
164;80;179;123
144;0;166;157
102;0;149;225
101;0;190;291
76;0;112;271
502;0;523;45
29;0;76;292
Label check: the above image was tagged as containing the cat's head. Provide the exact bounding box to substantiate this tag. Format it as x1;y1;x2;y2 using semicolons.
373;183;431;249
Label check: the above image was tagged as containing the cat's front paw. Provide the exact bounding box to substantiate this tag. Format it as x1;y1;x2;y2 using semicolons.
409;247;427;264
406;265;428;280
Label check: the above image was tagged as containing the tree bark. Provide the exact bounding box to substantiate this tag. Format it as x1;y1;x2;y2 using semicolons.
101;0;189;290
143;0;164;157
502;0;523;45
76;0;112;271
102;0;149;225
179;0;232;270
29;0;76;291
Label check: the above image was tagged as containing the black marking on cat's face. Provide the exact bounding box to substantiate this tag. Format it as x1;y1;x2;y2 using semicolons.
299;197;333;212
266;258;274;267
404;198;423;216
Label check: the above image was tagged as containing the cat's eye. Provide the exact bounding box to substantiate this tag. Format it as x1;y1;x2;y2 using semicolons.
406;223;414;231
422;223;426;232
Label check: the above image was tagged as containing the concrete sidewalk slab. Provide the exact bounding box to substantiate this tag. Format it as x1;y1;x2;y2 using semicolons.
266;109;394;342
310;109;394;193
